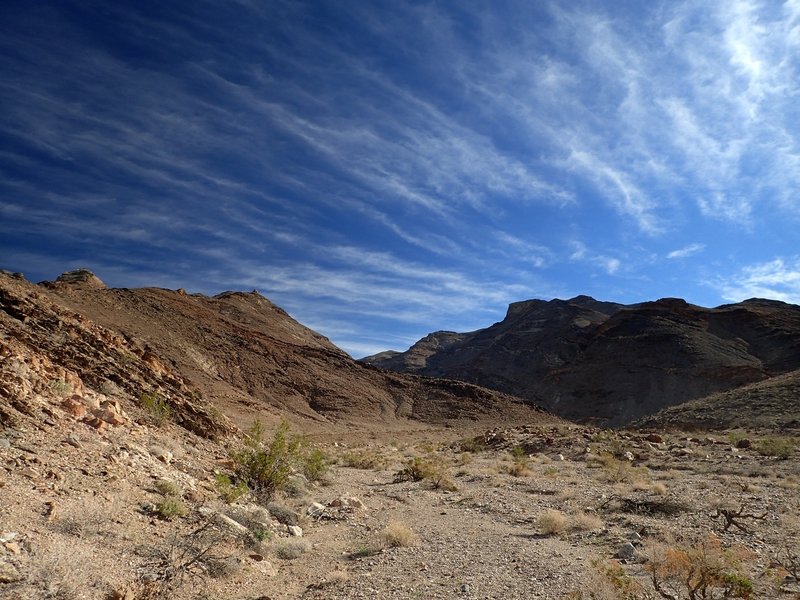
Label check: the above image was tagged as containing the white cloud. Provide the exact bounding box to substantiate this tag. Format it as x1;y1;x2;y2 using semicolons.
716;257;800;303
667;243;706;259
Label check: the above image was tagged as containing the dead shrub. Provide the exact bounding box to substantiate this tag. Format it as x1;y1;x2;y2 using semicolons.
380;522;419;547
537;509;567;535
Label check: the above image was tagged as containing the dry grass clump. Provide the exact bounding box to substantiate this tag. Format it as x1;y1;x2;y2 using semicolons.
569;511;604;532
380;522;419;548
155;495;188;520
275;538;310;560
537;509;568;535
339;448;386;470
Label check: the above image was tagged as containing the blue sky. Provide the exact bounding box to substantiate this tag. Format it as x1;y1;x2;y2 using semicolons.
2;1;800;357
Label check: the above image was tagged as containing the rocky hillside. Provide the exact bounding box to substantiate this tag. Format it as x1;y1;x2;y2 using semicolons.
637;367;800;431
0;269;546;434
363;296;800;426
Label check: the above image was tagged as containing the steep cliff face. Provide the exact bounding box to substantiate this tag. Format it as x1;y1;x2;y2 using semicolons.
364;296;800;426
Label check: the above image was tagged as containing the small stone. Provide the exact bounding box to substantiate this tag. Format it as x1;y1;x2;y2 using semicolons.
0;533;17;544
287;525;303;537
735;439;752;449
615;542;636;559
623;451;635;461
4;543;20;555
65;434;81;448
307;502;326;518
645;433;663;443
461;583;470;594
20;466;39;479
108;589;135;600
149;447;173;464
0;561;22;583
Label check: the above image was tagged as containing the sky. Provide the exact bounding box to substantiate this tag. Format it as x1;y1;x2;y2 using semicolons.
2;1;800;358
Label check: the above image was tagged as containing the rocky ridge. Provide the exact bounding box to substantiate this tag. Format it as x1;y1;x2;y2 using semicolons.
363;295;800;426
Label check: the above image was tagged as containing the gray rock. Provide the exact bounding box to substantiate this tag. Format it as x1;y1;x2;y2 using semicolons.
615;542;636;560
307;502;326;518
287;525;303;537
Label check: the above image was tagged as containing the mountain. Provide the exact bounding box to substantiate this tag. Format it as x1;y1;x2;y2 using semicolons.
0;269;547;435
363;295;800;426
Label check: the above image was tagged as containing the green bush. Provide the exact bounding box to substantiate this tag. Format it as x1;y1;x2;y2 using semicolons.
140;391;172;426
755;436;796;459
155;496;187;520
154;479;181;497
303;447;329;482
231;420;327;501
214;473;249;503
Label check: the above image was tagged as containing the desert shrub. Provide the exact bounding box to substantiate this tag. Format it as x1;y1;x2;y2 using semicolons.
393;456;436;482
232;420;324;501
754;436;796;459
641;535;754;599
380;522;419;547
340;449;385;469
139;520;226;598
303;447;330;482
275;539;310;560
154;479;181;497
457;436;486;453
155;496;187;520
537;509;568;535
50;379;73;397
251;527;271;542
592;453;649;484
393;455;455;489
214;473;249;504
570;511;604;532
140;391;172;427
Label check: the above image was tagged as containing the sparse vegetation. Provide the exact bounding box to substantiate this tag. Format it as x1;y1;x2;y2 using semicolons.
231;420;326;501
380;522;419;547
154;496;188;520
50;379;73;397
641;535;754;599
393;454;456;490
275;539;310;560
537;509;568;535
154;479;181;497
140;391;173;426
754;436;796;459
214;473;249;504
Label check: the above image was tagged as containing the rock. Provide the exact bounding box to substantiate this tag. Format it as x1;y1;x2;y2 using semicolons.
224;504;273;531
149;446;173;464
329;496;365;510
735;439;752;449
287;525;303;537
623;451;634;461
0;533;17;544
4;543;20;555
307;502;326;518
65;434;81;448
615;542;637;560
0;438;10;450
61;397;87;418
198;508;251;538
645;433;663;443
108;589;135;600
0;561;22;583
54;269;107;288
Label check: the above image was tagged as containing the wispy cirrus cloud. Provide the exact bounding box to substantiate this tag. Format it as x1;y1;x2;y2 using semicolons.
715;257;800;304
667;243;706;260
